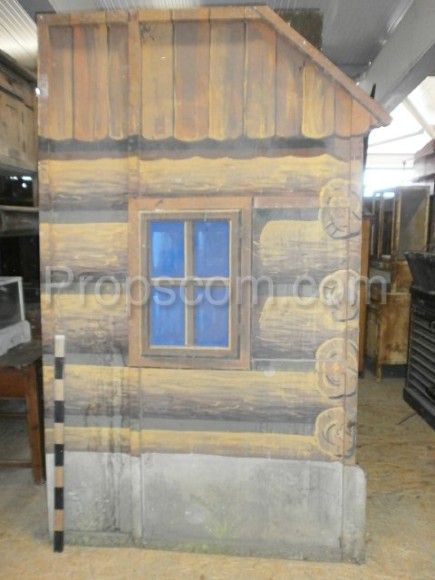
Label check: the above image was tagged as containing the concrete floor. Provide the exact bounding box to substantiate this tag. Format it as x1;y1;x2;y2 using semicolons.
0;372;434;579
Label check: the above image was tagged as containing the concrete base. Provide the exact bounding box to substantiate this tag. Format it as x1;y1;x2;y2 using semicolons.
46;451;366;562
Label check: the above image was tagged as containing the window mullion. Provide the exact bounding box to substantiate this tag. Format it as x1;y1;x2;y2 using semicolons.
184;220;195;347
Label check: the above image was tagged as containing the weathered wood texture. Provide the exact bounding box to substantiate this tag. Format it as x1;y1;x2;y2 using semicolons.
43;364;348;423
38;158;129;212
253;205;361;284
40;293;128;356
38;154;360;213
37;6;386;469
40;19;129;142
0;62;37;171
38;8;387;144
366;291;411;380
138;155;360;196
253;291;359;360
40;223;128;281
44;426;345;462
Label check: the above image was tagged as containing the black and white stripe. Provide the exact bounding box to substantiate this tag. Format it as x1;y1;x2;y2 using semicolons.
53;335;65;553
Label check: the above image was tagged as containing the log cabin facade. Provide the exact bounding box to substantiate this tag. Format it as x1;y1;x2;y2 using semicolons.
38;6;389;560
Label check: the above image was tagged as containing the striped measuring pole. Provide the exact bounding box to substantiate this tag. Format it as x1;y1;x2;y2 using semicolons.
53;334;65;552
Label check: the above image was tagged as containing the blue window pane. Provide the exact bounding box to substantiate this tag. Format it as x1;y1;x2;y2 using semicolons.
194;221;230;278
194;286;229;347
150;286;185;346
150;221;184;278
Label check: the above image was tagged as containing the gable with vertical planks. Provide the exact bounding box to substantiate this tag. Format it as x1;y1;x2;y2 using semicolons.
38;7;390;145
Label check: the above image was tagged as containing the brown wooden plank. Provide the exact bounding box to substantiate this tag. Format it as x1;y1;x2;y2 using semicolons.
255;5;390;129
253;216;361;284
209;7;246;20
0;67;35;107
108;23;129;139
209;20;245;140
24;105;37;167
44;426;333;461
43;364;134;420
0;460;32;468
252;296;359;360
128;11;141;137
141;22;174;140
40;293;128;355
140;430;333;460
73;23;109;140
174;20;210;141
244;7;262;20
302;64;335;139
139;153;351;196
172;8;210;21
38;158;129;212
45;426;130;454
44;25;73;140
276;40;303;138
254;195;319;208
0;92;22;160
352;100;373;136
140;368;339;423
42;364;340;422
70;12;106;25
106;11;128;24
245;20;276;139
38;13;71;26
335;87;352;138
137;10;171;22
39;222;128;282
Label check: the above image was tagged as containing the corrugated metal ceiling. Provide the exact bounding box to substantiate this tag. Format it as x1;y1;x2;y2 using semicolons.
0;0;37;70
13;0;414;79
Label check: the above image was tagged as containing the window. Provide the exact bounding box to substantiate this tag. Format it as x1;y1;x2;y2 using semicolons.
129;197;251;369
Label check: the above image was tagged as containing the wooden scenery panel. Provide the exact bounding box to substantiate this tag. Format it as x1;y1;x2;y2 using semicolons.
38;7;388;474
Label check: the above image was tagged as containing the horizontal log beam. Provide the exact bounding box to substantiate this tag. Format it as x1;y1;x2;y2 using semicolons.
40;223;128;282
44;426;333;461
139;154;355;196
42;364;342;423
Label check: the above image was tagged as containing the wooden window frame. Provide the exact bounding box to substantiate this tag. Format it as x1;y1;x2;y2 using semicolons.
128;197;251;370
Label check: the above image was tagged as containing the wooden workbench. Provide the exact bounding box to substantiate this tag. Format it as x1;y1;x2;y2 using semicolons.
0;341;44;483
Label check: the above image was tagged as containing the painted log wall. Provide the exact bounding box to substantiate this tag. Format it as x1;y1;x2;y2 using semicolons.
38;8;373;468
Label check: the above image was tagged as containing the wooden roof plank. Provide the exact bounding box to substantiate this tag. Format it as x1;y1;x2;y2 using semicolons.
172;9;210;22
335;87;353;139
245;20;276;139
72;21;109;141
302;64;335;139
108;21;129;140
275;40;303;138
209;20;244;140
352;101;373;137
45;25;74;140
141;22;174;140
209;7;246;20
174;20;210;141
255;5;391;129
137;10;171;22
